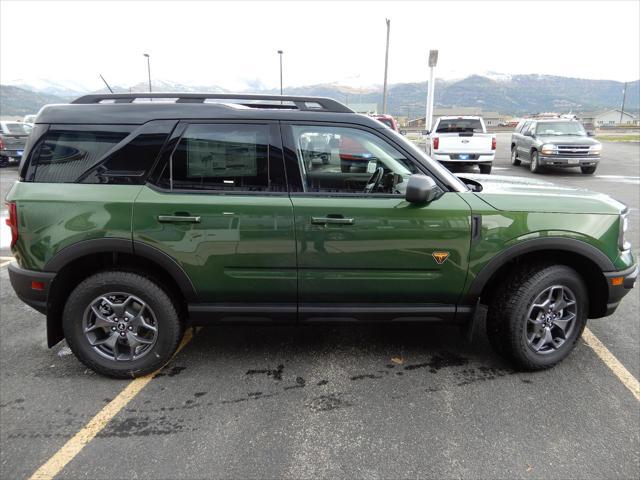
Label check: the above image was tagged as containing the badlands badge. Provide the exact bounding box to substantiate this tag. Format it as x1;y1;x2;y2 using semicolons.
432;251;449;264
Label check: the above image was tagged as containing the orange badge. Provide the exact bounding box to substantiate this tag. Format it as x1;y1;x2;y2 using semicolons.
432;251;449;264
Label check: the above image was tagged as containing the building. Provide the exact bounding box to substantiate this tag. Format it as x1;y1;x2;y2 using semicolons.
578;109;637;127
406;108;507;129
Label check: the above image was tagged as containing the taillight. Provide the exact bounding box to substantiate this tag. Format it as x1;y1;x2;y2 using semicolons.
0;136;4;150
433;137;439;150
491;137;497;150
5;202;18;248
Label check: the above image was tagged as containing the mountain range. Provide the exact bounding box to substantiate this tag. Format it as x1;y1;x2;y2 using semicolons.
1;74;638;118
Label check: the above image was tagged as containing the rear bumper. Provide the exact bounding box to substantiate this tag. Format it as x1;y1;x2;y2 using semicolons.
539;155;600;167
8;263;56;314
0;150;22;163
603;264;637;316
434;153;495;163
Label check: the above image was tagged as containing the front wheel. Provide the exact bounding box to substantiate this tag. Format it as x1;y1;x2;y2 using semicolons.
63;271;183;378
511;147;521;166
486;264;588;370
478;164;492;174
581;166;597;174
530;151;542;173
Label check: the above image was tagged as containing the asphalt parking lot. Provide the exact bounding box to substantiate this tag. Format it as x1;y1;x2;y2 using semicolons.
1;132;639;479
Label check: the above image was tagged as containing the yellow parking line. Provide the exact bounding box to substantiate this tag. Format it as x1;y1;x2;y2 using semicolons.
28;328;197;480
583;327;640;402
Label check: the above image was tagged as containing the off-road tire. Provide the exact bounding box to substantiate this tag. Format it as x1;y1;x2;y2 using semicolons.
479;164;492;174
63;271;183;378
486;263;588;370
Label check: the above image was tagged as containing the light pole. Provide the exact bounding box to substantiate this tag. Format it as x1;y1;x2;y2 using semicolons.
277;50;283;96
143;53;152;93
425;49;438;134
382;18;391;114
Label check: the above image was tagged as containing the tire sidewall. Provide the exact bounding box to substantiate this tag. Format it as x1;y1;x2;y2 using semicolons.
509;267;587;368
511;147;520;165
530;151;539;172
63;272;181;377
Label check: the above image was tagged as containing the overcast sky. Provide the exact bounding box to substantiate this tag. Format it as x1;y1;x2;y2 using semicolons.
1;0;639;91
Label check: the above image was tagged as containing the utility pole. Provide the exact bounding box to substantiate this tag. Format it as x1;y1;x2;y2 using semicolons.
143;53;152;93
382;18;391;114
425;49;438;133
277;50;284;96
620;82;627;124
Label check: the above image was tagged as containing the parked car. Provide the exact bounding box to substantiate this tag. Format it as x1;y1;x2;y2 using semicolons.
428;116;496;174
6;93;636;378
511;119;601;174
372;114;399;132
0;121;29;167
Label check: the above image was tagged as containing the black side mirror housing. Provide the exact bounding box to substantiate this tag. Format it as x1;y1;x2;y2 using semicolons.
587;131;595;137
405;174;441;203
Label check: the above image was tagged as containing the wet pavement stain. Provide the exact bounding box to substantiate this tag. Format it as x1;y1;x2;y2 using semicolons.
98;416;186;437
284;376;306;390
351;373;384;381
316;379;329;386
404;351;469;373
194;391;207;397
246;364;284;381
155;366;187;378
454;366;514;386
221;392;279;404
306;393;352;412
0;398;25;408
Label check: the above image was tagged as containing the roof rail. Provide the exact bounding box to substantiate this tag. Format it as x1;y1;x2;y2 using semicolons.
70;93;354;113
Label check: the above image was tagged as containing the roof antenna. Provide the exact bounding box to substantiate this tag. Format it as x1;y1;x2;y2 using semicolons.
99;74;114;93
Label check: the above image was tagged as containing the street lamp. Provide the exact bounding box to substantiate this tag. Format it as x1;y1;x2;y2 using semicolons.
425;49;438;135
277;50;283;96
143;53;152;93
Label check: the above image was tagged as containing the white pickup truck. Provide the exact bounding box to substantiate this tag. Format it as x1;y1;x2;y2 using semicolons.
428;116;496;174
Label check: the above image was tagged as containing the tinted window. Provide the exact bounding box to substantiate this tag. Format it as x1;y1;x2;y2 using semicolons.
436;119;483;133
289;125;419;195
80;122;174;184
27;129;130;183
535;122;586;136
158;124;279;192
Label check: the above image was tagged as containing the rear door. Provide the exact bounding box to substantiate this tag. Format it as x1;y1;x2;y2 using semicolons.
282;122;471;322
133;121;297;322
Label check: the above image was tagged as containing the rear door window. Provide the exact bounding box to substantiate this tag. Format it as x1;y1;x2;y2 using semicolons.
156;123;286;192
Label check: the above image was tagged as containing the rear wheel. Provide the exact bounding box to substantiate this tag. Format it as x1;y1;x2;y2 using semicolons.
486;264;587;370
479;164;492;174
581;166;597;174
63;271;183;378
530;151;542;173
510;146;521;166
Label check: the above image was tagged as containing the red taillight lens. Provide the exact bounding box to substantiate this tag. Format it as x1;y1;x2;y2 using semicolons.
433;137;439;150
5;202;18;248
491;137;497;150
0;137;5;150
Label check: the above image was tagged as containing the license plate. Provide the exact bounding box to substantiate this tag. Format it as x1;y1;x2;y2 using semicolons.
568;159;579;165
459;154;469;160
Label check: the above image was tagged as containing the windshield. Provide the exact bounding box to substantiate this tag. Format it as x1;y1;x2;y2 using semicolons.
2;123;29;135
436;119;483;133
535;122;586;136
384;129;469;192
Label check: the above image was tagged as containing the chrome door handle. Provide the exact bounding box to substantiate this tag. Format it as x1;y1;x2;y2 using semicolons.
311;217;355;225
158;215;201;223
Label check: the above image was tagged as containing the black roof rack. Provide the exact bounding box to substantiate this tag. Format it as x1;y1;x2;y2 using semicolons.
71;93;354;113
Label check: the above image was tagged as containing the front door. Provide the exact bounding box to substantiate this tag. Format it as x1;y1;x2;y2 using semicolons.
282;123;471;322
133;122;296;322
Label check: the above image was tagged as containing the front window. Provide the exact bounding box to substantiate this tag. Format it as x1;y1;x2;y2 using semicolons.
535;122;586;136
436;119;483;133
290;125;420;195
2;122;29;135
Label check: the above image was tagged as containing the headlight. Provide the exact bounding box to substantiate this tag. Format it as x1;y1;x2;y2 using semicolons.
541;144;557;155
619;211;630;251
589;144;602;154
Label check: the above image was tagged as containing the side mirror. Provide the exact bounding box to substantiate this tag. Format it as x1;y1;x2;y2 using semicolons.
406;174;440;204
587;131;595;137
523;130;533;137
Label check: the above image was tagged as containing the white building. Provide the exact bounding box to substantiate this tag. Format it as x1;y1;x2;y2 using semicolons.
579;109;637;127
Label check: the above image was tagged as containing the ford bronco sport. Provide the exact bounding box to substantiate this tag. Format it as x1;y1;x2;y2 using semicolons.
6;93;636;378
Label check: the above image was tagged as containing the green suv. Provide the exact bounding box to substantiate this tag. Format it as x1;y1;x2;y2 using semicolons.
6;94;637;378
